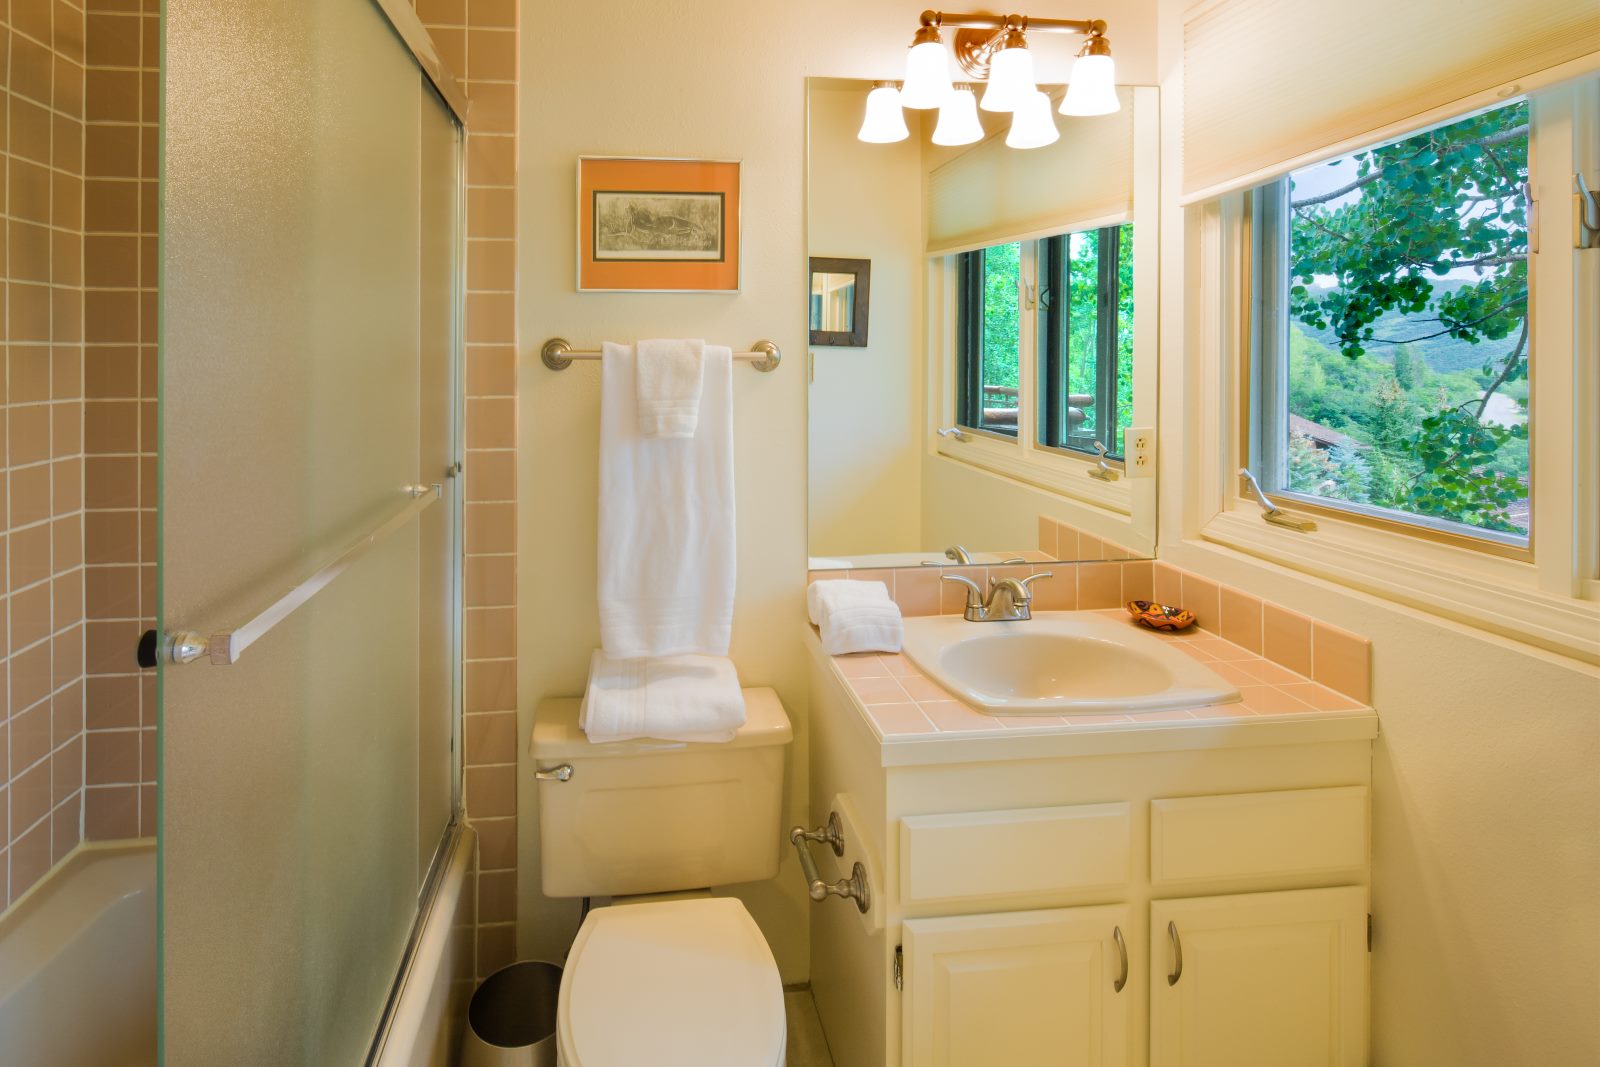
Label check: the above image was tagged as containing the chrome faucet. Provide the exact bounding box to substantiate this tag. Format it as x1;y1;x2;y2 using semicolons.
944;544;974;564
941;572;1053;622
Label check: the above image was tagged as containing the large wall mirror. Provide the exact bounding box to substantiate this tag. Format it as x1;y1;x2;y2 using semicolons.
806;77;1159;572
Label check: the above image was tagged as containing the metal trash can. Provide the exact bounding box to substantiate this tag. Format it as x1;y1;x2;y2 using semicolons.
460;961;562;1067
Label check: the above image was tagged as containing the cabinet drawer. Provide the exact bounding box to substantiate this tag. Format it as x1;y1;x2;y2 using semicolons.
899;803;1130;907
1150;786;1368;889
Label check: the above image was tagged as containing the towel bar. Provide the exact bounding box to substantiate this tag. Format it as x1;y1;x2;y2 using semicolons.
541;337;781;373
790;812;871;914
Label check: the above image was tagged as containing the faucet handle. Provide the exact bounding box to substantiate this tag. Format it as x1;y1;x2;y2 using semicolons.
940;572;985;607
993;571;1053;598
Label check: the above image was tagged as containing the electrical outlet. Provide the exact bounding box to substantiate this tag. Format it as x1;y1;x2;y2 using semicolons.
1124;427;1155;477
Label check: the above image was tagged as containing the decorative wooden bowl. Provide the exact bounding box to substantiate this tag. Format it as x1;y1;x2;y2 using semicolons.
1126;600;1197;632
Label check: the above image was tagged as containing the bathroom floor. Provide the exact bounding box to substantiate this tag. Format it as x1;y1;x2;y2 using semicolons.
784;989;835;1066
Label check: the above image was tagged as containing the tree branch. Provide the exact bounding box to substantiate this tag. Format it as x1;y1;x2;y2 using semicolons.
1289;123;1528;208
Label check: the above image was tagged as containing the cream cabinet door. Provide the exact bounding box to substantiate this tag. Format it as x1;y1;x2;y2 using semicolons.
1150;886;1368;1067
901;904;1132;1067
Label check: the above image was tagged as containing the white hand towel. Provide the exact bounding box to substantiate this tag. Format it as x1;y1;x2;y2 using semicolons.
808;579;905;655
635;338;706;438
580;650;747;744
599;342;735;658
807;578;894;625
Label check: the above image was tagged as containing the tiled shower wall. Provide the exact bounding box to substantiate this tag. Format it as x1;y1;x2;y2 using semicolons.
80;0;156;843
1;0;90;910
413;0;520;980
2;0;153;913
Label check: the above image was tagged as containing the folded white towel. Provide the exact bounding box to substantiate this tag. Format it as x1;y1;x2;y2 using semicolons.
806;578;892;625
580;650;747;744
808;579;904;655
635;338;706;438
599;342;736;658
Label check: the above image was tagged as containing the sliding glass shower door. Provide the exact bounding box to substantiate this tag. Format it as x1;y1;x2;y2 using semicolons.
160;0;463;1062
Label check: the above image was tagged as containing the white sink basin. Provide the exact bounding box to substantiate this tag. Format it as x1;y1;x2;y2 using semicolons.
900;612;1241;715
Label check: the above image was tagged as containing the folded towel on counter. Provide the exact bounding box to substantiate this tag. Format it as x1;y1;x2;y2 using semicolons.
635;338;706;438
598;342;735;658
808;579;904;656
580;649;747;744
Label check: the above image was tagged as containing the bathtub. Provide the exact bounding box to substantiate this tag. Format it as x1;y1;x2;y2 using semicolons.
0;842;156;1067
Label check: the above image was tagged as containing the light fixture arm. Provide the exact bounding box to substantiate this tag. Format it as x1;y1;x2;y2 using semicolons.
926;10;1107;80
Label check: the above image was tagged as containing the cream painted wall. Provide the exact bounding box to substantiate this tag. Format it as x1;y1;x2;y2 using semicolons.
807;83;924;559
1153;2;1600;1061
922;453;1143;554
516;0;1159;984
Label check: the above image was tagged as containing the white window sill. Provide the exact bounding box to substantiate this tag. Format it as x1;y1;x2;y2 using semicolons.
936;431;1135;517
1202;505;1600;665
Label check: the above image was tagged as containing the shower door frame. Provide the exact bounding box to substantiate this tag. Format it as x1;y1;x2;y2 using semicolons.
362;0;473;1060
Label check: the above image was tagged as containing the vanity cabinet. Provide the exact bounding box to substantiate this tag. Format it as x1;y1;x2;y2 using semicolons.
1150;887;1369;1067
902;905;1132;1067
805;635;1379;1067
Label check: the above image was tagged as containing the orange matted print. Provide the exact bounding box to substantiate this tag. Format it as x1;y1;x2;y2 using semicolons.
577;157;742;292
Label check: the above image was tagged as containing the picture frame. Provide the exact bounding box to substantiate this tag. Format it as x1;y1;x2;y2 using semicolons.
577;156;742;292
808;257;871;347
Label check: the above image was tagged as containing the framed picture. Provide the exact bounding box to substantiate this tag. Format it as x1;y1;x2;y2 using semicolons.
808;257;871;347
577;157;742;292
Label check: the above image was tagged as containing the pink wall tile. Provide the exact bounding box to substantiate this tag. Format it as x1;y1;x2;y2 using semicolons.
1263;603;1314;677
1312;622;1372;703
1219;586;1263;654
1077;562;1122;609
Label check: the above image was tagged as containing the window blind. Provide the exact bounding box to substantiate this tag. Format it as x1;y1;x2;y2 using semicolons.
927;86;1135;254
1182;0;1600;200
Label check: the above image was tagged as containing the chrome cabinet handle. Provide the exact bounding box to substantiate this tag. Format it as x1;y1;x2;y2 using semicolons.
1113;925;1128;993
1167;920;1183;986
534;764;573;782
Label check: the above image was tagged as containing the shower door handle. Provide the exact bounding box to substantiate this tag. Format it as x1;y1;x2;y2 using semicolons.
136;485;441;668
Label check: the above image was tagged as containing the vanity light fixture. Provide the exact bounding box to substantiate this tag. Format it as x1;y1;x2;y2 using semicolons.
859;10;1119;148
858;81;911;143
900;21;954;108
931;85;984;146
1058;32;1119;116
980;25;1036;112
1005;89;1060;149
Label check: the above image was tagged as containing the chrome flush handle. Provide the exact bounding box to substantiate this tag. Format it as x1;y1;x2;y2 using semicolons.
534;764;573;782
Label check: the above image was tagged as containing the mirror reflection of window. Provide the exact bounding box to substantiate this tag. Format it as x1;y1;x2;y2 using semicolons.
810;271;857;332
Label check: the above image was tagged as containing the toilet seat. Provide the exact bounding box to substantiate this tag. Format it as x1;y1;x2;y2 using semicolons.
556;897;785;1067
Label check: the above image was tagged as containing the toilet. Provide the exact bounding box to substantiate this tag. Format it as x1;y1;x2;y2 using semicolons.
531;688;794;1067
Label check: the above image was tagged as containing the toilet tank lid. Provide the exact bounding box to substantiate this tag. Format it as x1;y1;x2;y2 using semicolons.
530;687;792;760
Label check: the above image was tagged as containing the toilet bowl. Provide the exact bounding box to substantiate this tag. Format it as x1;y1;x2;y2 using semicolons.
554;896;785;1066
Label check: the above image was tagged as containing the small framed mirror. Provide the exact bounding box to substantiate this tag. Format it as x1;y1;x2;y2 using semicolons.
809;257;871;347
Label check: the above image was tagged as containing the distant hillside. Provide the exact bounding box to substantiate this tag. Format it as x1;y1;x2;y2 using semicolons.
1298;279;1522;377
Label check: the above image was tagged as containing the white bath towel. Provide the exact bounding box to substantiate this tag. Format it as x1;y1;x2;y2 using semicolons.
808;579;904;655
599;342;735;658
635;338;706;438
580;650;747;743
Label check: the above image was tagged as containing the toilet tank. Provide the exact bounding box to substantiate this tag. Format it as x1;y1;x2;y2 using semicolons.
531;688;793;898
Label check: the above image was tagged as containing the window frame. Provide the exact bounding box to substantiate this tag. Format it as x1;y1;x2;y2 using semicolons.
1037;225;1132;460
1243;169;1534;561
1187;78;1600;663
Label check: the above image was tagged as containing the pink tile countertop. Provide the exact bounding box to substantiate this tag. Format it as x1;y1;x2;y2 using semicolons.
815;611;1376;763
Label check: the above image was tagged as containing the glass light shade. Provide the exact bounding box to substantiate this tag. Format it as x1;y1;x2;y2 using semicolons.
1005;90;1059;149
931;87;983;146
857;85;910;143
980;43;1035;112
900;40;953;109
1059;54;1121;116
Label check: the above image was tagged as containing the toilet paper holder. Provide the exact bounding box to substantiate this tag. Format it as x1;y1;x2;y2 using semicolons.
790;812;871;914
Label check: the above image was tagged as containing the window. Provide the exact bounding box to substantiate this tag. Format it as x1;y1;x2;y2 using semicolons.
955;227;1134;452
955;242;1022;437
1038;224;1134;457
1250;100;1531;547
